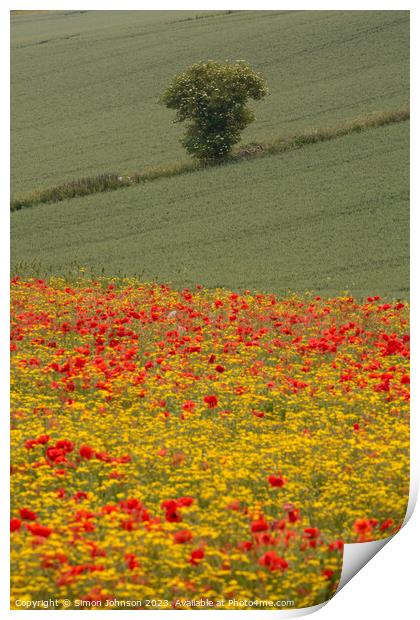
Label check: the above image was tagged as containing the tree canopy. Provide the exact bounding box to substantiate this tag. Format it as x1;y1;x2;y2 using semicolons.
161;60;268;161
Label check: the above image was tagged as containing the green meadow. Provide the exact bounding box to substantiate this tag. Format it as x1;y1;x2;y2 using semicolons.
10;10;409;297
11;122;409;297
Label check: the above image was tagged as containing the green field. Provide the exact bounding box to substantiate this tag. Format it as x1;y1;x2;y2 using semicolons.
10;10;409;297
11;121;409;297
11;10;409;194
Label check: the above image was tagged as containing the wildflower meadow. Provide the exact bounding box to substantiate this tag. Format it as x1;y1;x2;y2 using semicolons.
10;276;409;609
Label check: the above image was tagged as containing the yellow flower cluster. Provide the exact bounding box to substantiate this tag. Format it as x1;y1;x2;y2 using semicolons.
10;277;409;609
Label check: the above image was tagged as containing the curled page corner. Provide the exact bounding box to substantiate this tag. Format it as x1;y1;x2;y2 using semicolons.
337;537;390;592
336;469;418;596
250;471;418;617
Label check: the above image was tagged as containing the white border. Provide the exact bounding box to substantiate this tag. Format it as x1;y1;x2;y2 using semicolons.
3;2;417;618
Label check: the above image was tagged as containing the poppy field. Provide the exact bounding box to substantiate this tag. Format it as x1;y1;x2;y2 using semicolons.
10;277;409;609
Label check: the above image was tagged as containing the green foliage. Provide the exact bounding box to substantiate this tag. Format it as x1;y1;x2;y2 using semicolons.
161;60;268;161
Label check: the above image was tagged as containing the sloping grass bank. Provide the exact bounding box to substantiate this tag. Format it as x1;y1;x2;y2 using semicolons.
11;122;409;298
11;107;409;212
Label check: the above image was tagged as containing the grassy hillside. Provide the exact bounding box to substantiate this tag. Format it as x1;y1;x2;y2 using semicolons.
11;10;409;195
11;121;409;298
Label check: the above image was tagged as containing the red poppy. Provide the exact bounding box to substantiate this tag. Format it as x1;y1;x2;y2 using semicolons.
258;551;288;572
120;498;143;512
120;519;136;531
24;439;38;450
322;569;334;580
287;509;299;523
354;518;371;534
328;540;344;552
74;509;95;521
73;491;89;502
36;434;50;445
95;451;112;462
109;471;125;480
10;518;21;532
237;540;253;551
271;519;285;531
41;552;68;568
177;496;194;507
78;444;94;459
380;519;394;531
203;395;218;408
46;447;65;462
19;508;37;521
189;548;205;565
254;532;277;546
161;499;178;511
164;506;182;523
101;504;119;515
27;523;53;538
55;439;74;453
251;517;269;533
268;474;285;488
174;529;193;544
87;542;106;559
125;553;139;570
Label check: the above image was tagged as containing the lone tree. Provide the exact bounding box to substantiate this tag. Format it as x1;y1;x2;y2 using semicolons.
160;60;268;162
